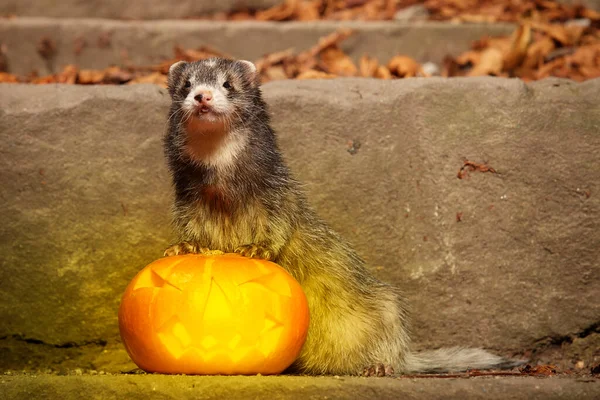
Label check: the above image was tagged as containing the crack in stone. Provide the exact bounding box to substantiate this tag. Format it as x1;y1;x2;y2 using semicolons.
0;334;107;349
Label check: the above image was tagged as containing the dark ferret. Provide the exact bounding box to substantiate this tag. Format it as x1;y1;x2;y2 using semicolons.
162;58;523;376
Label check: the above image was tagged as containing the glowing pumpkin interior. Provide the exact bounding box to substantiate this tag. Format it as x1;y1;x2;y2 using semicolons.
118;253;310;375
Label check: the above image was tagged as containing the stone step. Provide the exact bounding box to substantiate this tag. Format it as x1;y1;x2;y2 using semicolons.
0;0;281;19
1;374;599;400
1;78;598;372
0;18;516;76
1;0;599;19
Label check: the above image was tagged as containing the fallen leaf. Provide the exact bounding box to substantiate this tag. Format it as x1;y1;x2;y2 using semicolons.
102;66;133;84
468;47;504;76
127;72;168;87
319;47;358;76
387;55;422;77
296;69;337;79
262;65;290;81
374;65;393;79
522;37;555;69
56;64;78;84
309;28;354;57
503;24;532;71
78;69;106;84
256;0;299;21
0;72;19;83
519;364;558;376
457;160;498;179
359;55;379;77
297;0;321;20
456;50;481;67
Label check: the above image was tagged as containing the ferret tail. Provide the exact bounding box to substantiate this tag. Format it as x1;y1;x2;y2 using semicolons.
403;347;526;374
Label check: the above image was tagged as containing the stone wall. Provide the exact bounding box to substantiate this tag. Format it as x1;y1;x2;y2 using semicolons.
1;79;598;366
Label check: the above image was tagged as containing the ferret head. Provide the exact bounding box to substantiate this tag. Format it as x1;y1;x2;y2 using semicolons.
167;58;261;125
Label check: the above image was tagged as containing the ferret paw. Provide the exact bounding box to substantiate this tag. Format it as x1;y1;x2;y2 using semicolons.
362;363;395;377
234;244;274;260
164;242;213;257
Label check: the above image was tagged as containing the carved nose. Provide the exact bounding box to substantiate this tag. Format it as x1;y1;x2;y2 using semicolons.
194;92;212;103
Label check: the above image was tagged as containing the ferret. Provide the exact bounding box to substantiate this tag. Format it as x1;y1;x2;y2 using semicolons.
162;57;523;376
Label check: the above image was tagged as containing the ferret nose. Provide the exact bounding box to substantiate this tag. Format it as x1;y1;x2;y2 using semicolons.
194;92;212;103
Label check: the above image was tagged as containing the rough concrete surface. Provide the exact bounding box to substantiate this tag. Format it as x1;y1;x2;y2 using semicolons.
0;78;599;373
0;374;599;400
0;18;516;76
0;0;280;19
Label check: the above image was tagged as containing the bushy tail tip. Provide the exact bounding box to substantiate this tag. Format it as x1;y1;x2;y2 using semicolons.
403;347;526;374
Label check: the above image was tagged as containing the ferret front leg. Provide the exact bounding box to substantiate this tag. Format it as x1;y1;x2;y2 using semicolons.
234;242;275;261
163;242;222;257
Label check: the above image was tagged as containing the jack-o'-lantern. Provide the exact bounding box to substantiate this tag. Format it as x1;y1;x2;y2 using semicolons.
118;253;309;375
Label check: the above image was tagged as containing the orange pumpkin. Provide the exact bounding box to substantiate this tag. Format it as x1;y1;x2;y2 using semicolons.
118;253;309;375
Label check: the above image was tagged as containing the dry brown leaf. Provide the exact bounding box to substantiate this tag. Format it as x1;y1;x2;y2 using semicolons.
577;65;600;79
456;50;481;66
56;65;79;84
535;57;565;79
359;55;379;77
78;69;106;84
503;24;532;71
255;48;295;73
522;37;555;69
519;364;558;376
127;72;168;87
256;0;299;21
468;47;504;76
297;0;321;20
530;22;572;46
174;45;227;62
309;28;354;57
568;43;600;66
387;55;422;77
296;69;337;79
320;47;358;76
263;65;290;82
582;8;600;21
103;66;133;84
374;65;393;79
0;72;19;83
31;74;58;84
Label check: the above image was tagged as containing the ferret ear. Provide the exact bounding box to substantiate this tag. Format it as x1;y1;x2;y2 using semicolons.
167;61;188;97
237;60;260;87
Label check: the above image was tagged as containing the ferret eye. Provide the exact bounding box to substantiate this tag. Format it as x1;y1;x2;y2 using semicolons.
223;81;231;89
184;80;191;88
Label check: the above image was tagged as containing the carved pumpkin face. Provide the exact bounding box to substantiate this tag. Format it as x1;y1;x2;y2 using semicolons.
118;254;309;375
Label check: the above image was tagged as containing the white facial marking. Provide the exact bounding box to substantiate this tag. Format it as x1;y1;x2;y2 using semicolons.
182;73;233;121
